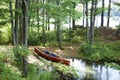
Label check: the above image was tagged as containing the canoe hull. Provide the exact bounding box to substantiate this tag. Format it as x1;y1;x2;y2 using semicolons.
34;48;70;65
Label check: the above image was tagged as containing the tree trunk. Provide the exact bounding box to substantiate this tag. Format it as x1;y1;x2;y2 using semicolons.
14;0;21;71
48;18;50;30
94;0;98;25
72;19;75;30
46;0;50;31
72;2;76;30
9;0;16;45
83;5;85;27
101;0;104;27
19;0;24;45
86;0;89;43
68;13;71;41
15;0;20;45
57;20;62;49
56;0;62;49
37;0;40;32
107;0;111;27
42;0;46;46
20;16;24;44
89;0;95;43
22;0;29;77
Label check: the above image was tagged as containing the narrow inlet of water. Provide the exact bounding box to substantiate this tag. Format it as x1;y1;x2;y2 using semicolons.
70;59;120;80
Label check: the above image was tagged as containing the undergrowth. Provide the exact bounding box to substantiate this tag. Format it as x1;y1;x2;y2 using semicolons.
0;46;60;80
78;42;120;62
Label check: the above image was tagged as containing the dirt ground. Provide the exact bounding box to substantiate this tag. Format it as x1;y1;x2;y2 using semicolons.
99;27;120;41
30;44;80;59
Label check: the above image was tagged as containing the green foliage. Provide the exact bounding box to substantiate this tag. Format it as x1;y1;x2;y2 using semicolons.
71;36;82;43
39;70;59;80
28;31;42;45
53;62;78;78
94;28;101;40
26;59;59;80
62;28;86;43
46;30;56;42
78;42;119;62
26;64;40;80
114;1;120;7
0;61;22;80
0;46;60;80
0;52;6;61
0;49;18;80
0;59;59;80
107;40;120;52
0;46;14;63
105;62;120;70
13;45;31;70
0;24;12;44
116;25;120;29
13;45;31;56
0;0;10;26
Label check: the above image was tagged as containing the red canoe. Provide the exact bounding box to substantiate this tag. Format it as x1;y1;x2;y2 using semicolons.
34;48;70;65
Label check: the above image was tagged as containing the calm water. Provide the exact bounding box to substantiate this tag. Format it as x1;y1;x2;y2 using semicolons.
70;59;120;80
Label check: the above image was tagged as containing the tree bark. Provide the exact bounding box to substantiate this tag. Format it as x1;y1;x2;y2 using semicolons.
15;0;20;45
22;0;29;77
83;5;85;27
94;0;98;25
107;0;111;27
86;0;89;43
72;2;76;30
68;13;72;41
48;18;50;30
42;0;46;46
37;0;40;32
101;0;104;27
9;0;16;45
14;0;21;72
89;0;95;43
56;0;62;49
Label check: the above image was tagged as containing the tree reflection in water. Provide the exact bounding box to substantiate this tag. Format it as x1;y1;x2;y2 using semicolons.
71;59;120;80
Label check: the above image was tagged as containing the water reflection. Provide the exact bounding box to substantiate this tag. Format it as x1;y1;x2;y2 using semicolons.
71;59;120;80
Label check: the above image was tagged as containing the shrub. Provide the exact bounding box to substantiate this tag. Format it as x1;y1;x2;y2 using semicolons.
105;62;120;70
107;40;120;52
0;24;12;44
46;30;56;42
78;43;118;62
0;62;22;80
39;70;59;80
116;25;120;29
28;31;42;45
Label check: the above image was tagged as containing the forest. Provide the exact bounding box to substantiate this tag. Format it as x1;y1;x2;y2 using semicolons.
0;0;120;80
